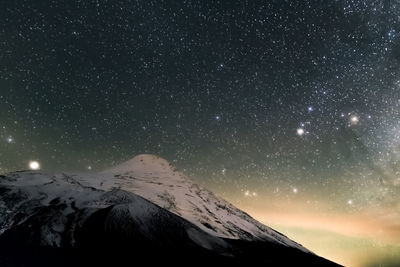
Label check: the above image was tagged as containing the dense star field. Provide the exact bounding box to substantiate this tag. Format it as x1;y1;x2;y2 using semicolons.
1;1;400;266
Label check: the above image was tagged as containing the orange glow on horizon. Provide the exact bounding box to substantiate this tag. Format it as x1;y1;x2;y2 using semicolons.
230;196;400;267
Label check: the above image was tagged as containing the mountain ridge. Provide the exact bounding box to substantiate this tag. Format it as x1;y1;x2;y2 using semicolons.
0;154;341;266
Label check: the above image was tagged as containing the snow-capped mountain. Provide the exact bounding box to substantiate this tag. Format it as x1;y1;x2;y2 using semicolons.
0;154;340;266
105;154;309;249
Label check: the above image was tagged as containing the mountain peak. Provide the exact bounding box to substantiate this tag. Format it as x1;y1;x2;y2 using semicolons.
106;154;174;174
0;155;341;266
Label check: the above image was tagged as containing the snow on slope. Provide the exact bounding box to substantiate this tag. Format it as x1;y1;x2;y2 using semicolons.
0;154;310;253
101;154;309;252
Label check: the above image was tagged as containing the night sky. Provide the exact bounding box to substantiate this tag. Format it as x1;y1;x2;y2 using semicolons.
1;1;400;266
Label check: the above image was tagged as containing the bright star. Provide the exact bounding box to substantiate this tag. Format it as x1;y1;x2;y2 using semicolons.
350;115;359;125
293;188;298;193
347;199;353;205
297;128;305;136
29;161;40;170
308;106;313;112
215;115;221;120
6;136;13;143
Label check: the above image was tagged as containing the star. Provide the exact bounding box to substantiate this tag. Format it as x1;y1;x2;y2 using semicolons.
88;165;92;170
297;128;305;136
347;199;353;205
29;161;40;170
293;188;298;193
350;115;359;125
388;29;396;41
221;168;226;175
308;106;314;112
215;115;221;121
6;136;13;143
244;190;257;197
